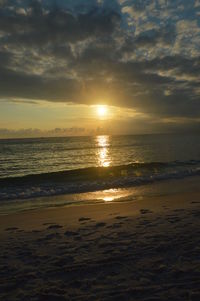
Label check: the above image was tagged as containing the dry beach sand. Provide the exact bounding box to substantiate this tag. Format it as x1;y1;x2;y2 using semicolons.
0;177;200;301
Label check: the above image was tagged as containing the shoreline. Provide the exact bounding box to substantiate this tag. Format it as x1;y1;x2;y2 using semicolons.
0;184;199;232
0;175;200;217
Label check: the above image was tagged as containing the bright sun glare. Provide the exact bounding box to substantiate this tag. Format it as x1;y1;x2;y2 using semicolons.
97;105;108;117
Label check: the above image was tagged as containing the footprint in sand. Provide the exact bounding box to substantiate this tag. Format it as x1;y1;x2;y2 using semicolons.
95;222;106;228
107;223;122;229
140;209;153;214
78;217;91;222
115;216;128;220
191;201;200;204
47;224;63;230
191;210;200;218
5;227;19;231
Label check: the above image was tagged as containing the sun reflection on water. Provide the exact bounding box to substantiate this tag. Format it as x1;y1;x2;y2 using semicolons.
103;196;115;202
97;188;132;203
96;135;111;167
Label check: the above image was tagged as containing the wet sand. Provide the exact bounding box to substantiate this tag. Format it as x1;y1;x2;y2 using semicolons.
0;178;200;301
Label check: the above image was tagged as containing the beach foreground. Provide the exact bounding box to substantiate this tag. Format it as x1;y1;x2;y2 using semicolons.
0;178;200;301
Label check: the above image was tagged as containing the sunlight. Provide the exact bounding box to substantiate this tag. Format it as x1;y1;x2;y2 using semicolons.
96;105;108;118
96;135;111;167
103;196;115;202
96;188;133;203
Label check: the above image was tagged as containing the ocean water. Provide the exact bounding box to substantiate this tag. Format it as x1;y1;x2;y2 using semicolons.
0;133;200;202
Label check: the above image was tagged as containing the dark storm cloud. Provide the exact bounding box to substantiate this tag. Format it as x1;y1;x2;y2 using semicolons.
134;26;176;47
0;0;200;127
0;66;81;100
0;1;120;44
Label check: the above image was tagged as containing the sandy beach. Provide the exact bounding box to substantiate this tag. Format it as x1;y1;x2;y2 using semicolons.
1;0;200;299
0;177;200;301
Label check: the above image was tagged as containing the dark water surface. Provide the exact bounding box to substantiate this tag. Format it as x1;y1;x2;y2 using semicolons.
0;134;200;201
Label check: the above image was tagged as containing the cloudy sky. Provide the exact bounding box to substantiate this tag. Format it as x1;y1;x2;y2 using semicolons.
0;0;200;137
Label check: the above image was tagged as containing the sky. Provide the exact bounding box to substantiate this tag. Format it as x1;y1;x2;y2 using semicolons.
0;0;200;138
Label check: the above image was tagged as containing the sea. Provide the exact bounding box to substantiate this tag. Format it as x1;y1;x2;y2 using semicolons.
0;133;200;212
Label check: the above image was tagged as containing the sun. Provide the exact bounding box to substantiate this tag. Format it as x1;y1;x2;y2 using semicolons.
97;105;108;118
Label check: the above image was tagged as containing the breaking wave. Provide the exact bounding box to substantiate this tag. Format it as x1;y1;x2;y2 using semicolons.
0;160;200;201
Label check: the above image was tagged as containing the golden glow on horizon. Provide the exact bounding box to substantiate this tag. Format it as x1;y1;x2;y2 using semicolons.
96;105;108;118
97;135;111;167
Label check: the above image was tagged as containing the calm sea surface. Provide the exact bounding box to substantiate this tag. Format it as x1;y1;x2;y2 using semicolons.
0;134;200;201
1;134;200;178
